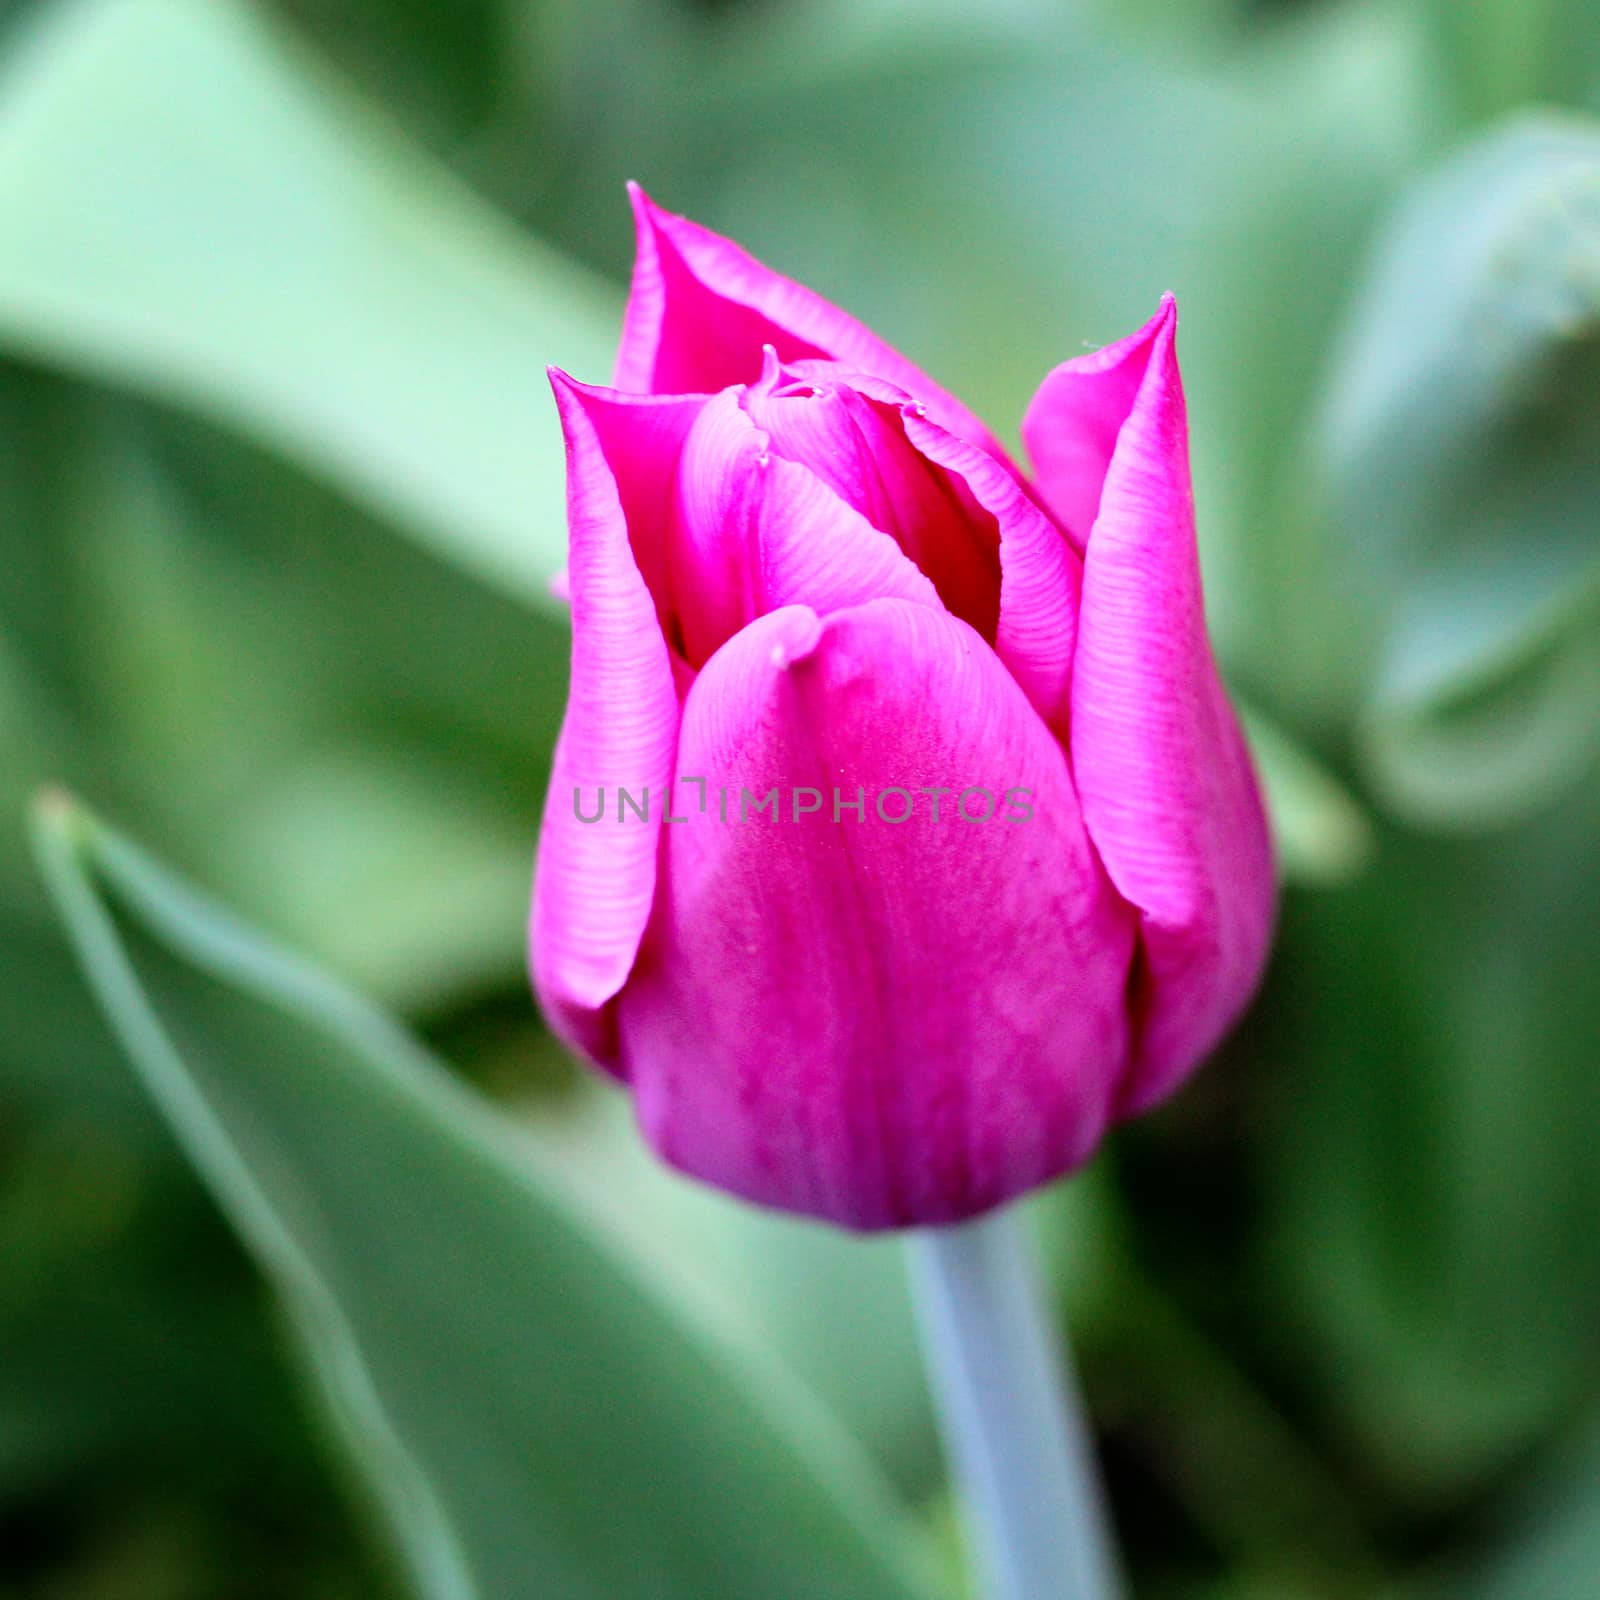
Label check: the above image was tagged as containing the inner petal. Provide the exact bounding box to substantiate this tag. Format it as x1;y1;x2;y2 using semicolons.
667;387;942;666
742;357;1001;639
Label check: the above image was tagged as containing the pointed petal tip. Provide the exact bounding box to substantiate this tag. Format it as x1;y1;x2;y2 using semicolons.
547;368;587;437
626;180;678;237
1153;293;1179;347
625;179;657;225
1131;292;1178;352
548;368;632;410
547;367;604;433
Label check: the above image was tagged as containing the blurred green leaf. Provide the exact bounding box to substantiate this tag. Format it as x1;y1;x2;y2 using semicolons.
32;795;946;1600
1442;1412;1600;1599
523;1084;943;1496
209;746;532;1013
0;0;617;606
1258;786;1600;1503
0;362;569;1010
276;0;509;146
0;632;68;889
1321;112;1600;825
1420;0;1556;125
1363;564;1600;827
1418;0;1600;126
1081;0;1245;55
1237;705;1375;887
1191;0;1437;715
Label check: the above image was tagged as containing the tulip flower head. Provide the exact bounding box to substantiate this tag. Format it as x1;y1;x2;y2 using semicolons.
532;187;1274;1230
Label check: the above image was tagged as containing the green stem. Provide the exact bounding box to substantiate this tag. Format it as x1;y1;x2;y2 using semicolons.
909;1207;1121;1600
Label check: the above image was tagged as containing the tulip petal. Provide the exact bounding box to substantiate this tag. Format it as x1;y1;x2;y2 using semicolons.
542;375;709;640
618;599;1136;1230
669;389;944;664
531;373;683;1068
1021;296;1175;551
743;363;1002;638
1054;301;1275;1113
616;184;1012;465
903;408;1081;734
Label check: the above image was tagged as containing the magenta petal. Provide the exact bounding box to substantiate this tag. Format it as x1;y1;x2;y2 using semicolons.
1021;296;1176;550
743;366;1001;638
543;376;709;632
531;373;683;1068
669;389;943;663
616;184;1012;463
903;409;1081;734
1060;303;1275;1113
617;599;1136;1230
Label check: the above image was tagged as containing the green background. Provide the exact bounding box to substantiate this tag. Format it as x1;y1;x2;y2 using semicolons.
3;0;1600;1595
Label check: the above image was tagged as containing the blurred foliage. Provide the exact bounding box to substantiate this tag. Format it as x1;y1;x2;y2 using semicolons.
34;799;943;1600
2;0;1599;1596
1322;114;1600;826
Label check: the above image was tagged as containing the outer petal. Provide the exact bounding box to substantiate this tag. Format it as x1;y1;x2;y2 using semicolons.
531;373;683;1068
616;184;1014;466
616;599;1136;1230
546;375;709;637
1021;295;1176;550
1054;300;1276;1114
669;389;943;664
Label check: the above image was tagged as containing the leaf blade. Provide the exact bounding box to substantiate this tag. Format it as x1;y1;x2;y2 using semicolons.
0;0;618;605
30;793;944;1600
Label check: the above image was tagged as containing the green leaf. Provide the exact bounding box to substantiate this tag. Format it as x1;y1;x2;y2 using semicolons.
30;793;945;1600
1445;1415;1600;1598
0;634;66;888
0;0;618;606
1237;704;1375;888
205;745;534;1014
1419;0;1600;126
523;1084;943;1497
0;361;573;1010
1256;786;1600;1504
1320;112;1600;825
1421;0;1557;125
1363;563;1600;828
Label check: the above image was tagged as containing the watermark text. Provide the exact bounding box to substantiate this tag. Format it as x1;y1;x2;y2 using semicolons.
572;780;1035;825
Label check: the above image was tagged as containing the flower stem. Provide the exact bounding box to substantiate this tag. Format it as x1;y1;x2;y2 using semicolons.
908;1206;1121;1600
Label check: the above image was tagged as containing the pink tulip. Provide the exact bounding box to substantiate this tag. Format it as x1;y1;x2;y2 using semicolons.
531;187;1274;1230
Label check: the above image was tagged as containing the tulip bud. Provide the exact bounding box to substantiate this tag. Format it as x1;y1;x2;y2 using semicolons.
531;186;1275;1230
